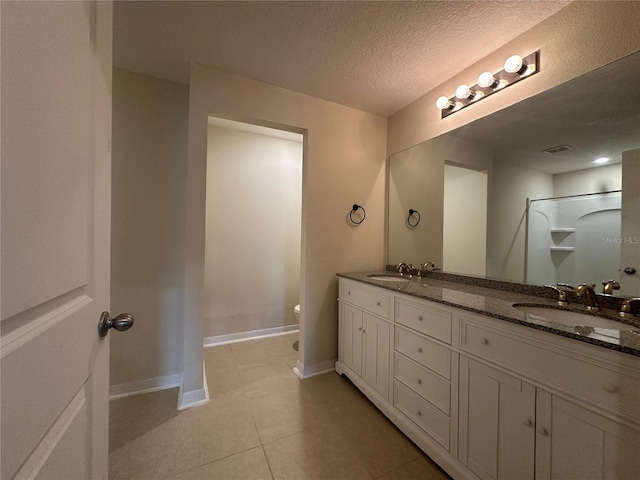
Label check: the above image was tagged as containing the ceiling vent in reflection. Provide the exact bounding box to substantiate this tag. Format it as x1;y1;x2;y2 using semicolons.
542;145;573;154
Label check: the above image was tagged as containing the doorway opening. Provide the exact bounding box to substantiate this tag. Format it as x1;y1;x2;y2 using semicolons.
443;163;488;276
203;117;303;351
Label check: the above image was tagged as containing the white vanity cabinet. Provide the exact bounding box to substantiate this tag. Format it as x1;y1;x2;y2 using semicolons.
336;276;640;480
459;357;536;480
338;280;392;399
536;390;640;480
392;295;457;453
459;312;640;480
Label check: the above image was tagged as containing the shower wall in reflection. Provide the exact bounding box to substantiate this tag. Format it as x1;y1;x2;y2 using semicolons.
527;191;622;289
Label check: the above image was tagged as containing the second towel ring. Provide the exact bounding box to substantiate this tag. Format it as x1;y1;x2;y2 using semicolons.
407;209;420;228
350;204;366;225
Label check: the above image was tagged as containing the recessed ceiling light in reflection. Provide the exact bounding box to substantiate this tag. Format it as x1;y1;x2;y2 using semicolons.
593;157;610;165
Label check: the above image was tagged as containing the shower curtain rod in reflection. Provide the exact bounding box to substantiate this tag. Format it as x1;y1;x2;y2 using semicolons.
528;189;621;204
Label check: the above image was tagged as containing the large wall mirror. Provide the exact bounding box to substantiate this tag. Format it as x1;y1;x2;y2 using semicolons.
388;51;640;295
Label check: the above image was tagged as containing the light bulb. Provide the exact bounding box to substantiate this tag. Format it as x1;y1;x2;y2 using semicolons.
593;157;610;165
504;54;524;74
478;71;498;88
455;84;474;100
436;96;454;110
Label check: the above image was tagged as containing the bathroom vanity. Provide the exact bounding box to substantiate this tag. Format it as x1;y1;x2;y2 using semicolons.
335;272;640;480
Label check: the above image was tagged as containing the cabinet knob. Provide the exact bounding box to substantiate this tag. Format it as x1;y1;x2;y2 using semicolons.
417;347;423;353
603;383;618;394
358;327;362;332
417;410;422;416
377;301;381;306
416;378;422;385
537;427;549;436
522;419;533;428
348;291;351;295
418;316;423;321
362;329;365;334
481;338;489;345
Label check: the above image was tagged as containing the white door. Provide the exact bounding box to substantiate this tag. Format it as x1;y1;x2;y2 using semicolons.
1;2;119;479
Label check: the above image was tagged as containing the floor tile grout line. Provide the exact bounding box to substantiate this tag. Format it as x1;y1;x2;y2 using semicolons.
260;444;276;480
157;445;266;480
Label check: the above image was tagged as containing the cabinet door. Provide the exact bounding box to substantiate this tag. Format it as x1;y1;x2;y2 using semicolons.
536;390;640;480
459;357;535;480
340;303;363;376
362;312;390;399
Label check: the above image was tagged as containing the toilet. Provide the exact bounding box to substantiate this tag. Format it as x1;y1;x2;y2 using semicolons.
294;304;300;322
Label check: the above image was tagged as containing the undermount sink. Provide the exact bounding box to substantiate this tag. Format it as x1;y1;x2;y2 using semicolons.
368;274;410;284
513;304;638;331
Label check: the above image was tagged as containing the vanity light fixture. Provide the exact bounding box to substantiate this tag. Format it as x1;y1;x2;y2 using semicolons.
435;95;456;111
455;84;476;101
504;54;524;74
436;51;539;118
477;71;499;89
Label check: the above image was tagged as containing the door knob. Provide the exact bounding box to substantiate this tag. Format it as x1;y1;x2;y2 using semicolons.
98;311;134;337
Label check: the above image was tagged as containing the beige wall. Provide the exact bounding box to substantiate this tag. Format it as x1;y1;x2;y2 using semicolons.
184;64;387;392
110;68;188;388
388;141;444;267
554;164;622;197
388;134;492;267
204;126;302;338
388;2;640;155
487;159;553;282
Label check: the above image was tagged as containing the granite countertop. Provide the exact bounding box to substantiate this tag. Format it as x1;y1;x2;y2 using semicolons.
337;271;640;357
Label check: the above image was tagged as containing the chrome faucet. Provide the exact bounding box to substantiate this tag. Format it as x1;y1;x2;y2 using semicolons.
602;279;621;295
575;283;600;311
544;283;574;305
397;263;413;277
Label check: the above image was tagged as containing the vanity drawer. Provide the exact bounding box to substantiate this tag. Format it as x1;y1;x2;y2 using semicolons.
461;318;640;420
395;326;451;379
340;279;391;319
395;298;452;344
394;352;450;415
394;381;450;450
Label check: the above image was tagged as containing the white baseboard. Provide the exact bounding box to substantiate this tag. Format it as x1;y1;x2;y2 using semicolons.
109;373;182;400
293;359;336;379
177;361;210;410
177;386;208;410
203;324;299;347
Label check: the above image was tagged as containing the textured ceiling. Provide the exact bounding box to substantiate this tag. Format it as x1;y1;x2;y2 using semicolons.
113;1;569;116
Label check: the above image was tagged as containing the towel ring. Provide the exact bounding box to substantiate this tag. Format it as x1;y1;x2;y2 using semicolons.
407;209;420;228
350;204;366;225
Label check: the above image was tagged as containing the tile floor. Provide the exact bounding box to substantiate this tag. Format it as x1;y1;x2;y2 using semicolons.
109;333;450;480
